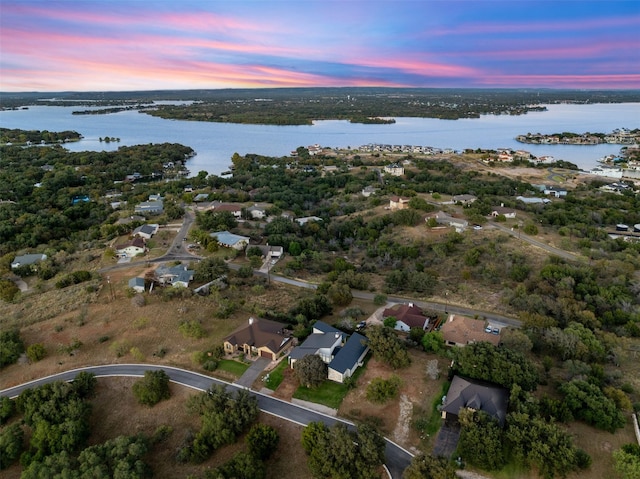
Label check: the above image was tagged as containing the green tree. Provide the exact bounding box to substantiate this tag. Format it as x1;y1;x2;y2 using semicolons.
327;282;353;306
194;257;229;282
403;453;456;479
366;325;411;369
383;316;398;328
0;396;15;425
421;331;445;353
132;369;171;407
452;341;539;391
458;409;505;470
0;422;23;470
72;372;97;398
294;354;328;388
0;279;19;302
0;329;24;368
208;451;266;479
246;423;279;460
613;444;640;479
559;379;625;432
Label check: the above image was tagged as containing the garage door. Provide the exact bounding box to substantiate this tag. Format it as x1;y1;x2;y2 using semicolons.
260;349;272;359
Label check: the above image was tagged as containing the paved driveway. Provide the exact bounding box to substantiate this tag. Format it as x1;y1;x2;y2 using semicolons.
234;357;270;388
432;421;461;458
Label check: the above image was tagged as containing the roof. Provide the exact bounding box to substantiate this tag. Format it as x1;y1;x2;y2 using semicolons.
491;206;516;215
133;224;158;236
116;237;146;250
224;317;290;354
128;277;145;288
210;230;250;247
329;332;368;374
442;375;509;425
11;253;47;267
389;196;409;202
383;304;429;329
440;315;500;346
213;203;242;212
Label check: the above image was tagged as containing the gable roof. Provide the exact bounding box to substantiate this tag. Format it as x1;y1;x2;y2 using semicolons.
211;230;250;247
329;332;368;374
11;253;47;268
440;314;500;346
224;317;290;354
442;375;508;425
383;303;429;329
116;236;146;251
128;277;145;288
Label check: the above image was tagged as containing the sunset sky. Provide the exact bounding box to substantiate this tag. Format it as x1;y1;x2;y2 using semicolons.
1;0;639;92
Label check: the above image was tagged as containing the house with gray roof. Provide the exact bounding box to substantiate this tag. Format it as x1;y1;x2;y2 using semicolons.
134;200;164;215
128;277;145;293
154;263;194;287
133;224;159;239
11;253;47;270
442;375;509;426
289;321;346;367
210;230;250;250
327;332;369;383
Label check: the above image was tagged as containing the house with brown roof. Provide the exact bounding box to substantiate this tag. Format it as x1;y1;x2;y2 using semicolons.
440;314;500;347
223;317;293;361
490;205;516;219
115;237;146;258
383;303;431;332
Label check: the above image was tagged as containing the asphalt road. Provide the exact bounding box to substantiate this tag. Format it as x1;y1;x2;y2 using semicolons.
0;364;413;478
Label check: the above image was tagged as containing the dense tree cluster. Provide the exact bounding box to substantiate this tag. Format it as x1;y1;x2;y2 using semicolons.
178;385;259;463
451;342;539;391
301;421;385;479
0;329;24;367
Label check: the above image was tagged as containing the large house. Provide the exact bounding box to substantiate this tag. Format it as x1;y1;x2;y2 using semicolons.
223;317;293;361
382;303;431;332
384;164;405;176
134;200;164;215
440;314;500;347
289;321;346;367
11;253;47;270
442;375;509;425
289;321;369;384
210;231;250;250
327;332;369;383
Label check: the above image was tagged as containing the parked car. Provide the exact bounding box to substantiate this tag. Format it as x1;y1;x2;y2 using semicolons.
356;321;367;330
491;327;500;335
484;325;492;333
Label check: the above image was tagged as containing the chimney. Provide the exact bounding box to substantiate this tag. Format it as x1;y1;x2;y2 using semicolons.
335;332;340;339
409;302;414;308
501;202;504;207
249;317;254;325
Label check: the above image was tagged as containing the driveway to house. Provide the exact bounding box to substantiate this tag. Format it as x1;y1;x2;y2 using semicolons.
0;364;413;478
234;357;271;389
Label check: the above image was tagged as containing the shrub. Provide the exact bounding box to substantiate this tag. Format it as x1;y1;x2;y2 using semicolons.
179;320;206;339
366;375;401;403
373;293;387;306
26;343;46;363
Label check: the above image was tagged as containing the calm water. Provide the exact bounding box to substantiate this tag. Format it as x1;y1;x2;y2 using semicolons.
1;102;638;175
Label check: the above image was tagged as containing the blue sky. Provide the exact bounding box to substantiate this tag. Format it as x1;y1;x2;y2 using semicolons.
1;0;639;91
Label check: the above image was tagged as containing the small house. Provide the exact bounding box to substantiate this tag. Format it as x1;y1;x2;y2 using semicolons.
128;277;145;293
11;253;47;270
210;231;250;250
382;303;431;332
440;314;500;347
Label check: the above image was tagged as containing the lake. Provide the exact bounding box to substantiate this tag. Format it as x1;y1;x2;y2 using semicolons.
1;102;638;175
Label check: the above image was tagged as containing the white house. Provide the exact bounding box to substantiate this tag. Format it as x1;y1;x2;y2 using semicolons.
384;164;405;176
327;333;369;383
115;237;146;257
211;231;250;250
490;205;517;219
133;224;159;240
389;196;410;210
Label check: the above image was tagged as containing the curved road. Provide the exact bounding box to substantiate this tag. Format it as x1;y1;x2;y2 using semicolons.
0;364;413;478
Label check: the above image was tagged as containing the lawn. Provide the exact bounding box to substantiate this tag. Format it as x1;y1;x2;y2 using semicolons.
265;359;289;390
216;359;249;377
293;380;350;410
